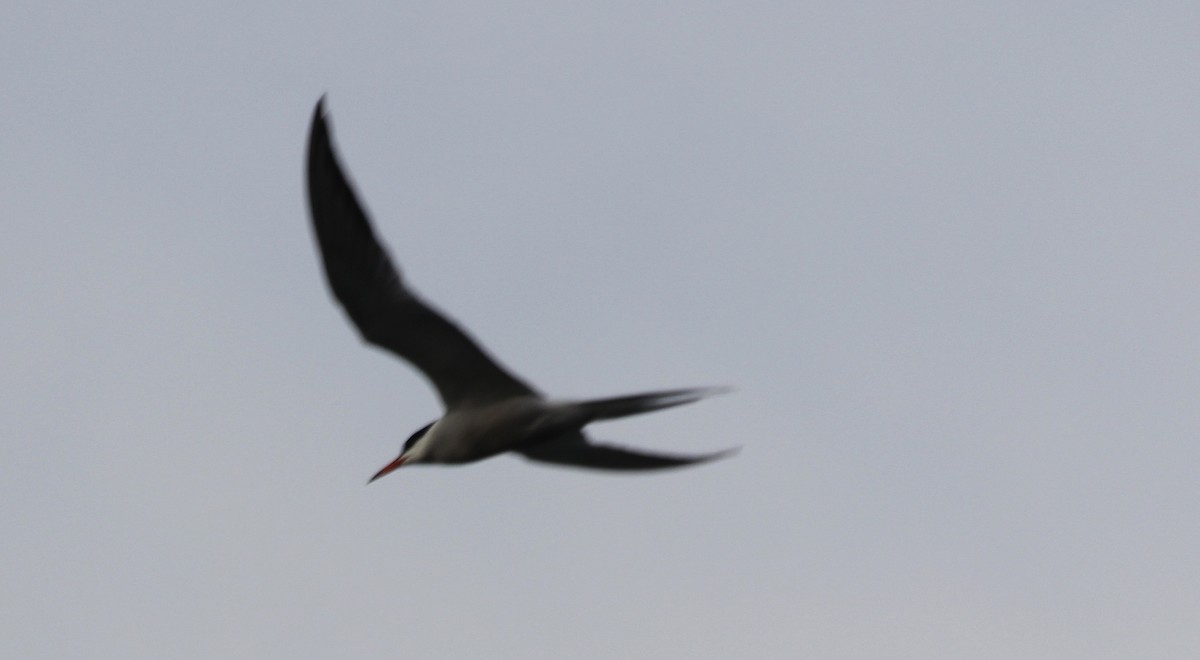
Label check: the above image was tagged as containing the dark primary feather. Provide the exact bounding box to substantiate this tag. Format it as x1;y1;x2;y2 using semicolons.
516;431;737;471
305;99;536;409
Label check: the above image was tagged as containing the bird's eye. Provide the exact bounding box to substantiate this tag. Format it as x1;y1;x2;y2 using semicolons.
403;422;434;453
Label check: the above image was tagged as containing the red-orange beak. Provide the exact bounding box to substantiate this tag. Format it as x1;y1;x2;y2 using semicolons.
368;455;408;483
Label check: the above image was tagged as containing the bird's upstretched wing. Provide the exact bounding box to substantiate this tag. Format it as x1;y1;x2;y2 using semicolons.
306;99;536;409
516;431;737;471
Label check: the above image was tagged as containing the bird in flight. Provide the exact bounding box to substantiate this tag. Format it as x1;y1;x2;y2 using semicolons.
305;98;736;482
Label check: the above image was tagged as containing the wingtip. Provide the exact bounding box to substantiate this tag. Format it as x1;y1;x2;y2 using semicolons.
670;385;734;405
309;96;334;156
713;446;741;460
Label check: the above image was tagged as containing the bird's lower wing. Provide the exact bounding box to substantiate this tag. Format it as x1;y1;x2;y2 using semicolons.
515;432;737;471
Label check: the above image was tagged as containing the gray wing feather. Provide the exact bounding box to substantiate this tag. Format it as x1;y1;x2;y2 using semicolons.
306;99;536;409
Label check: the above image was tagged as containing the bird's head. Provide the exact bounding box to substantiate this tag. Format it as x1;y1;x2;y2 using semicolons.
368;421;435;483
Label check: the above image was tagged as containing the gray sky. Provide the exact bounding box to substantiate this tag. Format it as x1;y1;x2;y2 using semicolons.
3;3;1199;658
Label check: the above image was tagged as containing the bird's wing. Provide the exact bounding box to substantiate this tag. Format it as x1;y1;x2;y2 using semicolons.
515;431;737;471
306;99;537;409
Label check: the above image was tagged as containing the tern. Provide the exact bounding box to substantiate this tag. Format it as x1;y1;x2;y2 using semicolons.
305;99;736;482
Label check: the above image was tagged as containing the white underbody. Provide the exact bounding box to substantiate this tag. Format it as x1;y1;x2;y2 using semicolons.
406;396;583;464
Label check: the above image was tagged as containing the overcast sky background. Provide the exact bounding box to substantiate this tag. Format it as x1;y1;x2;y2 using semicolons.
3;3;1199;658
